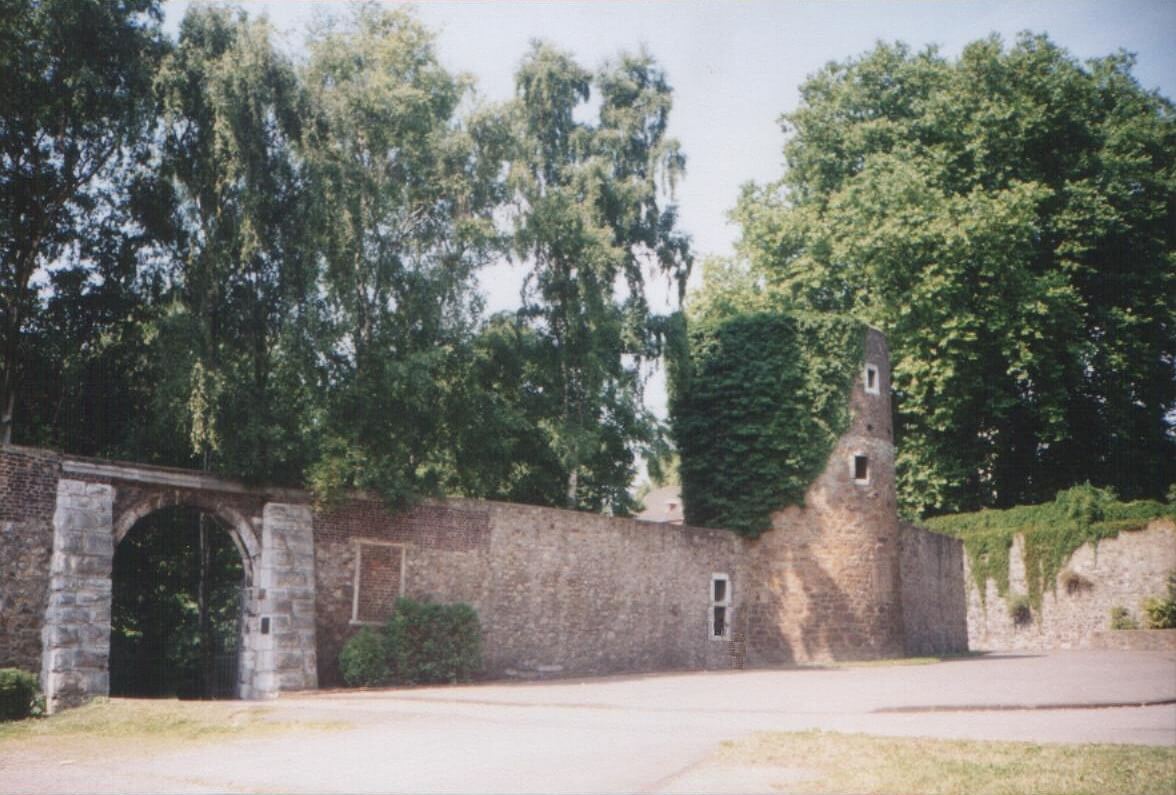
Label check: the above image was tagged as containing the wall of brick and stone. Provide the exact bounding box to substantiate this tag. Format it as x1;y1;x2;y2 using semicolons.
898;522;968;655
314;497;750;685
964;518;1176;651
0;446;62;673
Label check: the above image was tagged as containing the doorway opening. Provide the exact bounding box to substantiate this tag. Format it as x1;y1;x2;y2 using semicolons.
110;506;245;699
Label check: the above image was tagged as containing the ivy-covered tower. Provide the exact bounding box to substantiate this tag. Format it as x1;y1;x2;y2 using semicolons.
743;327;905;662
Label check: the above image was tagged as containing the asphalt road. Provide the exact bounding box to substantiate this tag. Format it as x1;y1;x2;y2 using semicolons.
3;650;1174;794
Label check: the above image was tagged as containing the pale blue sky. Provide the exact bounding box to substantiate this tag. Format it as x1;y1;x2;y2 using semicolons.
163;0;1176;417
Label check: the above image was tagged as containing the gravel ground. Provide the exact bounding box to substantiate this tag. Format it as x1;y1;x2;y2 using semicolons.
2;650;1173;794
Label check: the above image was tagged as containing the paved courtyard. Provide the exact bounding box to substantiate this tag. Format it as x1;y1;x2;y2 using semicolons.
2;650;1174;794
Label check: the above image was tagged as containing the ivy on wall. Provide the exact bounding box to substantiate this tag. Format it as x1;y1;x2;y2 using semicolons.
926;484;1175;609
669;311;864;537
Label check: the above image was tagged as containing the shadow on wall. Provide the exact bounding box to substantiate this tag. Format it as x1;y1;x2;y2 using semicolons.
748;541;868;664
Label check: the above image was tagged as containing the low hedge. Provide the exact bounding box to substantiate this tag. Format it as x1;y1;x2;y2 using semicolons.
0;669;42;721
339;598;482;687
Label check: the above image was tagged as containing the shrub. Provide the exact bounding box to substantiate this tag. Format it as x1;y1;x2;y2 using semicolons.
1140;570;1176;630
338;627;390;686
1008;594;1032;626
1109;606;1138;631
0;669;41;721
385;598;482;685
1059;569;1092;595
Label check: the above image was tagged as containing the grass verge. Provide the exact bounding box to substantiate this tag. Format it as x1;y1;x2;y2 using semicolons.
0;698;346;746
714;730;1176;795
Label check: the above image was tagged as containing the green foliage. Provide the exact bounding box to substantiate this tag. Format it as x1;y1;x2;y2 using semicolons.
670;310;863;536
385;598;482;685
143;4;320;483
1109;607;1138;631
301;5;504;508
338;598;482;687
1142;597;1176;630
338;628;390;687
501;42;691;514
927;484;1176;609
0;669;41;721
1;0;164;445
733;34;1176;517
1141;571;1176;630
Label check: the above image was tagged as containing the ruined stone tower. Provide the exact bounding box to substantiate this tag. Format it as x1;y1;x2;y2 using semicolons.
744;327;905;663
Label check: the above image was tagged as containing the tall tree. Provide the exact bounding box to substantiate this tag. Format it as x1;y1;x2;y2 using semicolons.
301;5;505;505
506;43;691;513
143;4;316;482
733;34;1175;516
0;0;164;444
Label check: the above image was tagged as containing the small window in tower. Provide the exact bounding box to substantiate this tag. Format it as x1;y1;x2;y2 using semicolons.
853;454;870;484
865;364;880;395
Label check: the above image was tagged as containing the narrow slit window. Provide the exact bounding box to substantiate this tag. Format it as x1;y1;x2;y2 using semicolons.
710;573;731;639
853;454;870;484
865;364;880;395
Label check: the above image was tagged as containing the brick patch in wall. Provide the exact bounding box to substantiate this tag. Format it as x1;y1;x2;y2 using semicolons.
353;541;405;624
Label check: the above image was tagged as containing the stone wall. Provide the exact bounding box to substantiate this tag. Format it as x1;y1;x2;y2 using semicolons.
41;479;114;712
898;522;967;655
314;498;491;685
314;497;749;685
0;446;61;673
965;518;1176;651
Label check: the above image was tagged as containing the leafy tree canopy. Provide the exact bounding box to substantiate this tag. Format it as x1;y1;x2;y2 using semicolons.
500;42;691;515
669;263;863;535
733;34;1175;517
1;0;165;445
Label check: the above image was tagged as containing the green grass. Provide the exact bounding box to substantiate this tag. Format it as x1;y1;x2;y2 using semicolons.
0;698;345;746
715;730;1176;795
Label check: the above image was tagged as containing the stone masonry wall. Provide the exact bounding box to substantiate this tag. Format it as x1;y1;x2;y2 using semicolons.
745;329;905;664
965;518;1176;651
899;522;968;655
0;446;61;673
41;479;114;712
477;502;750;678
314;497;749;685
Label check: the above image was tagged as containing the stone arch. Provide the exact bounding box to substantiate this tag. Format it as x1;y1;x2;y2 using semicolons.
113;490;260;584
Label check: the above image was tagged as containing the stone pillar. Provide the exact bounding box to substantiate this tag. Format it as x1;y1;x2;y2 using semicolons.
40;479;114;713
241;502;317;698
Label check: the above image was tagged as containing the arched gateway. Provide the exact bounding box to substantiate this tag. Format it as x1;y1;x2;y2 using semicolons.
39;457;317;713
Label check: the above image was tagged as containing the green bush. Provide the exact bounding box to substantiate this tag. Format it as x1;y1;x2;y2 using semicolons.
0;669;41;721
1110;606;1138;631
338;627;390;686
1142;572;1176;629
386;598;482;685
1142;597;1176;630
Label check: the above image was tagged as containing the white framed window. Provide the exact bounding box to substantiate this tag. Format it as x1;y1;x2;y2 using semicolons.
852;454;870;485
865;363;880;395
710;573;731;640
351;540;406;625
